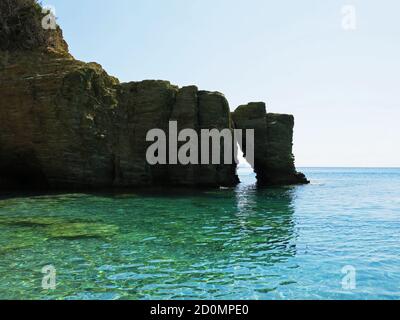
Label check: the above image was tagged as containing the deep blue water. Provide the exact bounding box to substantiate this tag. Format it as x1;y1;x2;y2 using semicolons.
0;168;399;300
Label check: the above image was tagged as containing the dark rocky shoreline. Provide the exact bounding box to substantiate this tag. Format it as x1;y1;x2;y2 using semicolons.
0;0;308;190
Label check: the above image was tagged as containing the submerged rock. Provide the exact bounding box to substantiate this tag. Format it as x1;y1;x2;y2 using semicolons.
0;216;69;227
0;228;45;255
0;0;307;189
45;222;119;239
0;215;119;242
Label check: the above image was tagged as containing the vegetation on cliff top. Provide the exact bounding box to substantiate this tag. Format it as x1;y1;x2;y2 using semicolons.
0;0;68;52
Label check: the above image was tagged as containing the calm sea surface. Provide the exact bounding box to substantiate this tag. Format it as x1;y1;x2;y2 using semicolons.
0;168;399;300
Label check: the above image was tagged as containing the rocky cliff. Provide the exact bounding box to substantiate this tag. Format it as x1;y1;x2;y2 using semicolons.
232;103;308;185
0;0;308;190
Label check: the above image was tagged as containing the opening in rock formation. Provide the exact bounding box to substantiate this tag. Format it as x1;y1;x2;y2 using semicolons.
236;142;257;185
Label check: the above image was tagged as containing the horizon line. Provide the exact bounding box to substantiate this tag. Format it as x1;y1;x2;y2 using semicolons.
298;166;400;169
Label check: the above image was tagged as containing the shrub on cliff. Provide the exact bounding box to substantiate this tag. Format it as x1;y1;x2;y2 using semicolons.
0;0;68;52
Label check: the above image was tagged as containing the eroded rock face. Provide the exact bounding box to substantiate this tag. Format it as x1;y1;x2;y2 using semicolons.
0;52;116;189
0;54;238;188
232;103;309;186
0;0;306;190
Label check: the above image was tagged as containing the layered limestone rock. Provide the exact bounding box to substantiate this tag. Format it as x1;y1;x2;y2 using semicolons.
0;55;237;188
0;1;236;189
168;88;238;187
0;0;306;190
232;102;308;185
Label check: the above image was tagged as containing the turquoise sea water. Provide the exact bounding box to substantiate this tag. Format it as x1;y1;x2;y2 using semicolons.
0;168;399;300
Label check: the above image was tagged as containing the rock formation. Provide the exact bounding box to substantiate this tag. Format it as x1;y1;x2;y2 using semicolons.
232;103;308;185
0;0;308;190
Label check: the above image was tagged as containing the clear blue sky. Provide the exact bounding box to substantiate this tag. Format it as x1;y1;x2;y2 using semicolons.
48;0;399;167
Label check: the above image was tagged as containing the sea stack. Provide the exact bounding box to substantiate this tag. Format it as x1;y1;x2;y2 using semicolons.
232;103;309;185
